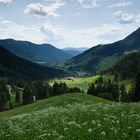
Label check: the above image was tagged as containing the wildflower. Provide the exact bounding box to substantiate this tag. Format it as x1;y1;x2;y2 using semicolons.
75;124;81;128
127;127;132;130
87;128;92;133
64;128;68;131
122;133;127;137
97;123;101;127
136;129;140;133
39;133;48;139
101;132;106;136
91;120;96;125
112;120;115;123
116;120;119;124
82;122;87;126
68;121;76;125
59;135;64;139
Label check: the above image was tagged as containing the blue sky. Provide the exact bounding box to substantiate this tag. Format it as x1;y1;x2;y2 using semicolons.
0;0;140;48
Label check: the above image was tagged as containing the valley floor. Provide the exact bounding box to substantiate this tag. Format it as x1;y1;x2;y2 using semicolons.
49;75;133;92
0;93;140;140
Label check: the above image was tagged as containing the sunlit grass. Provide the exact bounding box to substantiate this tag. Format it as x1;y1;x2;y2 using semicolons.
49;75;113;91
0;93;139;140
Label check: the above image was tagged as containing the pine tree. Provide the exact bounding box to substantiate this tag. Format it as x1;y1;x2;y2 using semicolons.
87;83;96;95
0;91;6;111
23;85;32;105
52;82;59;96
15;91;20;104
112;83;119;101
133;73;140;101
120;84;127;102
114;74;119;83
0;82;10;111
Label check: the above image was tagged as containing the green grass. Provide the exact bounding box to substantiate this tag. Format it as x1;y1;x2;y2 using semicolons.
49;75;113;91
0;76;136;140
10;91;16;104
119;79;134;92
0;93;140;140
0;93;111;118
49;75;133;93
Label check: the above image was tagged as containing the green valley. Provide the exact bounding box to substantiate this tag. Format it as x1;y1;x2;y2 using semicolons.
0;5;140;139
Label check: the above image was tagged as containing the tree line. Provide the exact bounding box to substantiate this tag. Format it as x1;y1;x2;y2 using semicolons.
0;74;140;111
0;80;82;111
87;75;140;102
21;81;82;105
0;80;11;111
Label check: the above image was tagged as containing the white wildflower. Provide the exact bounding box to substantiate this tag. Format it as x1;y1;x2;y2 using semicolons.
136;129;140;133
91;120;96;125
87;128;92;133
101;132;106;136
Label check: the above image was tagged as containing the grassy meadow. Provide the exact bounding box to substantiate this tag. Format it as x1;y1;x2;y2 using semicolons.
0;75;137;140
0;93;140;140
49;75;132;92
49;75;113;91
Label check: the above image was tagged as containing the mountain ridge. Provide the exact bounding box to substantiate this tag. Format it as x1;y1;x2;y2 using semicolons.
62;47;88;56
65;27;140;73
0;39;73;65
0;44;66;80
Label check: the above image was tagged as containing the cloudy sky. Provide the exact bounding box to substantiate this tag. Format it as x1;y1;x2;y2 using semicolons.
0;0;140;48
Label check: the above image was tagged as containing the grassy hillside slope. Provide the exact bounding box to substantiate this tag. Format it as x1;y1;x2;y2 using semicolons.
0;93;111;117
0;93;139;140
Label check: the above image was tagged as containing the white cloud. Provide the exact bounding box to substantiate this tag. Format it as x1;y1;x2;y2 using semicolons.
59;24;122;47
135;14;140;23
0;0;12;5
41;23;139;48
0;20;46;43
113;11;135;24
24;3;48;17
24;0;103;18
0;18;139;48
77;0;98;8
40;23;64;42
109;1;132;8
0;19;63;45
43;0;64;2
24;1;65;17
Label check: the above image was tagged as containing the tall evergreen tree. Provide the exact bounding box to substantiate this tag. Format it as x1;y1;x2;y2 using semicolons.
0;82;10;111
133;73;140;101
120;84;127;102
15;91;20;104
22;85;33;105
52;82;59;96
112;83;119;101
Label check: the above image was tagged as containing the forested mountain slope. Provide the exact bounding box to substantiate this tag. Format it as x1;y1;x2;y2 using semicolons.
102;51;140;79
0;45;65;80
0;39;72;64
65;27;140;73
